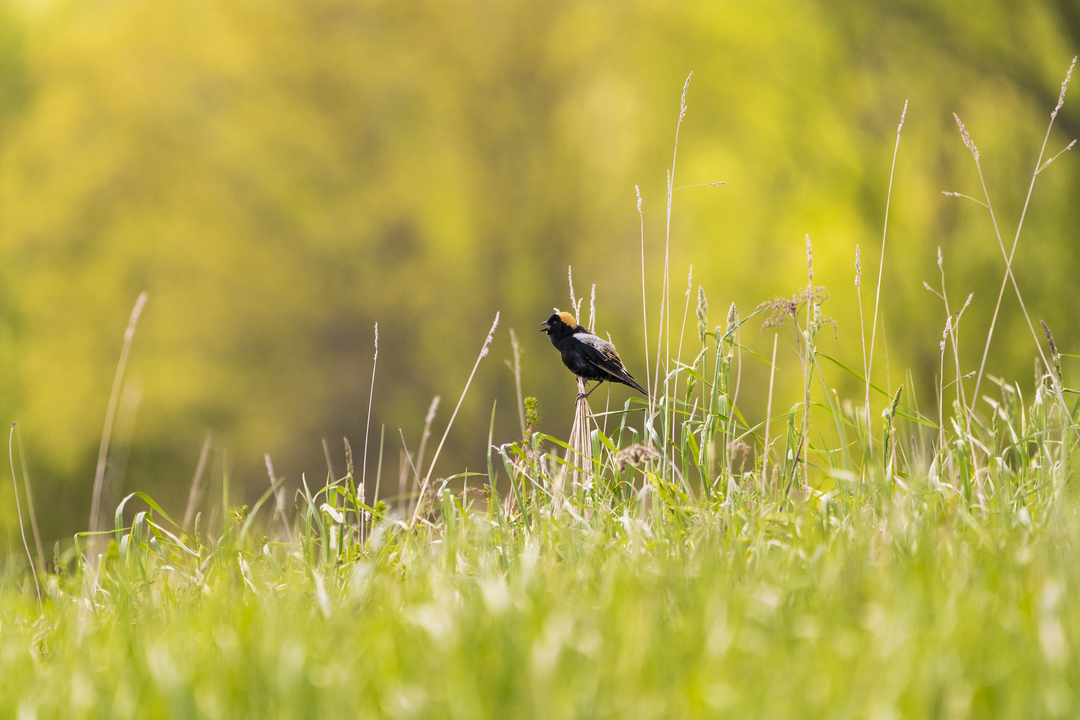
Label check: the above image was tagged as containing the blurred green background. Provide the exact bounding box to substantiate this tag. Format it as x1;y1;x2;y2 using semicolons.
0;0;1076;548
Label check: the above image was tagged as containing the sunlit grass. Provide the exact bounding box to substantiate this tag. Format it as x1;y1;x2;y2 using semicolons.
3;403;1079;719
2;290;1078;717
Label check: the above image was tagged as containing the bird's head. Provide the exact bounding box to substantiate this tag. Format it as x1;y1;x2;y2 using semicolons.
539;308;577;335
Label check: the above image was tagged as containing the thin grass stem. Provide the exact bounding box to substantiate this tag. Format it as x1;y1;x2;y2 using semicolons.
411;313;500;526
182;434;213;534
89;291;148;559
866;102;907;423
636;186;652;408
13;427;44;571
762;333;778;496
8;423;40;605
362;323;379;489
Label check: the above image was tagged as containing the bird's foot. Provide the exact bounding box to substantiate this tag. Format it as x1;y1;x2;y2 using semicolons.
576;381;602;401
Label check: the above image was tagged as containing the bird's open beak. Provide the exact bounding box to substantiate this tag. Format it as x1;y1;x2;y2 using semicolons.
538;320;550;332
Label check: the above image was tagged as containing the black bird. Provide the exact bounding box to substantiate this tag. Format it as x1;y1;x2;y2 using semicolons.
540;309;648;399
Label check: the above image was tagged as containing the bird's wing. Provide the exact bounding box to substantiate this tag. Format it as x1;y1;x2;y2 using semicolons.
572;331;648;396
573;332;629;376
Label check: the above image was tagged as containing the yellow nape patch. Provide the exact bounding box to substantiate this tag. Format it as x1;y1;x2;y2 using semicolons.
558;311;577;327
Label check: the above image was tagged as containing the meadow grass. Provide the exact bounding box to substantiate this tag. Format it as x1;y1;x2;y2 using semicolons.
2;63;1079;719
2;379;1078;719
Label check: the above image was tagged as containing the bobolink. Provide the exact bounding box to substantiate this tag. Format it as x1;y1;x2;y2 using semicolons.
540;309;648;399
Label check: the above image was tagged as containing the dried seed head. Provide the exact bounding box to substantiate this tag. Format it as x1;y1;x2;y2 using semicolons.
1052;56;1076;118
953;113;979;160
343;438;355;478
696;286;709;344
588;283;596;331
615;444;659;472
425;396;440;425
679;72;692;122
567;266;579;317
1041;320;1060;359
124;292;149;342
855;245;861;288
479;312;500;359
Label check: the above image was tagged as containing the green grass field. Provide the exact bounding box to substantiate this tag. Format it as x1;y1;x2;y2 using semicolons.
3;376;1078;719
3;293;1078;718
2;67;1079;720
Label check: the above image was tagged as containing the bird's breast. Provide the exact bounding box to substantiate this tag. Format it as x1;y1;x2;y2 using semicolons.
559;345;597;377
